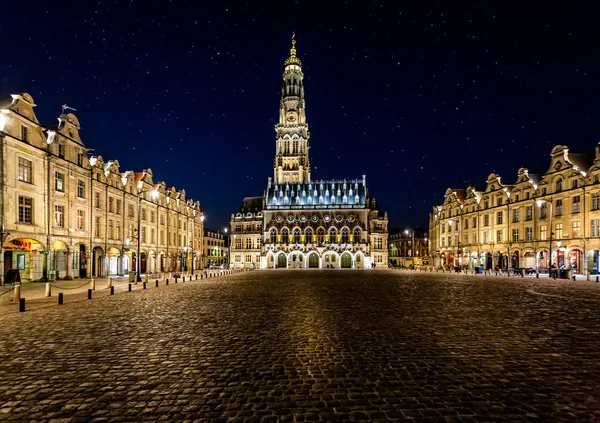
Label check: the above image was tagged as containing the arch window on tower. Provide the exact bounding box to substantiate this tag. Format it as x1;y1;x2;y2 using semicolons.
353;228;362;244
293;139;299;154
329;228;337;243
341;228;349;244
293;229;301;244
317;228;325;245
281;228;289;245
270;229;277;244
305;228;313;243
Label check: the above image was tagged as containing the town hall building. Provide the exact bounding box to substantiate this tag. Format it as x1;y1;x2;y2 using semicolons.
230;36;388;269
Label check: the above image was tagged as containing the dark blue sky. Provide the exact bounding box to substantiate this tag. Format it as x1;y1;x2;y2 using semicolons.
2;1;599;231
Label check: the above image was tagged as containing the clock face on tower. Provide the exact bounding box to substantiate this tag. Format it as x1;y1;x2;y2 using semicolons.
286;112;297;123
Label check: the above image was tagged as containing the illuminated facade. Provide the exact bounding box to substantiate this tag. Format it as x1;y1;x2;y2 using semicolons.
203;229;225;268
389;229;429;268
230;36;388;269
0;93;203;282
429;144;600;275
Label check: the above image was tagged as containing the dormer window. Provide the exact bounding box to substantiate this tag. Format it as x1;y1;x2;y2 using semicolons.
556;179;562;192
21;125;28;142
77;152;84;166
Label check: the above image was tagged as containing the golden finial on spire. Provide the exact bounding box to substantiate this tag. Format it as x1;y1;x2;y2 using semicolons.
290;32;297;56
285;32;302;66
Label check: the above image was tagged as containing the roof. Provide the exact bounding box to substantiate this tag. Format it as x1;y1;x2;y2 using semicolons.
237;196;264;214
265;178;367;210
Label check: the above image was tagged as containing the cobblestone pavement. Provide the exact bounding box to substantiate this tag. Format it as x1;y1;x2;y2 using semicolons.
1;271;600;422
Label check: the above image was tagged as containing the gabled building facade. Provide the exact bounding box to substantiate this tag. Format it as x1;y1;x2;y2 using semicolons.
0;93;203;282
230;37;388;269
430;144;600;275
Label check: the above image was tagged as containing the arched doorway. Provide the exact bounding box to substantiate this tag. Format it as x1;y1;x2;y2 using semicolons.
355;253;364;269
79;244;87;278
107;248;120;276
323;252;338;269
50;240;68;279
510;251;519;269
568;249;582;273
341;253;352;268
308;252;319;268
537;250;549;271
289;252;304;268
3;238;45;281
588;250;600;275
523;251;535;269
277;253;287;268
92;247;105;277
267;253;275;269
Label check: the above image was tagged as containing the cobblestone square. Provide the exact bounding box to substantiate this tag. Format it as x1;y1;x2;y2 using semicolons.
1;271;600;422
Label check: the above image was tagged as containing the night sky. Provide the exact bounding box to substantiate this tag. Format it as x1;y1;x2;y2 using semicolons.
2;1;599;231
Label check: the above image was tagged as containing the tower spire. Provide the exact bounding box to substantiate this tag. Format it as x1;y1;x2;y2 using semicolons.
285;32;302;66
274;32;310;184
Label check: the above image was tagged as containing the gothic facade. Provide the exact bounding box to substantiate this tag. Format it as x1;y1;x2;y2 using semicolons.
230;37;388;269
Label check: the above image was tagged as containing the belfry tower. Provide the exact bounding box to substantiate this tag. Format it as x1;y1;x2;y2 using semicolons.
273;33;311;184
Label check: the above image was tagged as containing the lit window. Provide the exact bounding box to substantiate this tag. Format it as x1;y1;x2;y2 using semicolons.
18;157;32;183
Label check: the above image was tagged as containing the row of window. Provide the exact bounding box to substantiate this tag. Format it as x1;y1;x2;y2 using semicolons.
234;223;263;232
441;195;600;233
438;219;600;248
234;254;260;263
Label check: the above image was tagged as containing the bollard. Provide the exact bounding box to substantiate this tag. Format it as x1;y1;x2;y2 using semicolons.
536;273;539;279
110;286;114;295
13;285;21;302
143;282;146;290
88;289;92;300
156;280;159;288
128;283;132;292
573;275;576;281
107;278;112;288
183;276;186;282
19;298;25;312
45;282;52;297
166;279;169;285
58;292;64;304
587;273;590;281
597;276;599;283
521;269;524;278
91;279;95;291
175;278;178;284
196;275;198;280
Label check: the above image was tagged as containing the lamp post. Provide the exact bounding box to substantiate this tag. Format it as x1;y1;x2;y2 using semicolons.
189;241;194;276
200;214;205;270
224;227;228;268
0;229;10;285
536;199;553;277
135;187;159;283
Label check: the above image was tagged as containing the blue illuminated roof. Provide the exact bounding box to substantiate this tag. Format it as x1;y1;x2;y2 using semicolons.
265;178;367;210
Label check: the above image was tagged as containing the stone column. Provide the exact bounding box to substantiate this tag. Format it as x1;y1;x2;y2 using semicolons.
65;250;73;280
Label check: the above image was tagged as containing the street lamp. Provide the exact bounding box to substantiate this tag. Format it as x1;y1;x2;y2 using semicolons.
200;214;205;270
0;229;10;286
135;186;159;282
536;199;553;276
224;227;228;268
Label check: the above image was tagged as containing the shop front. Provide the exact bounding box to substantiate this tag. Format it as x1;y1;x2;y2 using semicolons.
4;238;45;281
